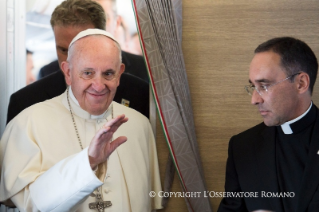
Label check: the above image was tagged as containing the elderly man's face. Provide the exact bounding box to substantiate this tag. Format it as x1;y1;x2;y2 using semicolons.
62;36;124;115
53;24;95;68
249;51;300;126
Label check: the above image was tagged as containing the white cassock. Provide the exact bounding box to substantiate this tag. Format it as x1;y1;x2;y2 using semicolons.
0;88;162;212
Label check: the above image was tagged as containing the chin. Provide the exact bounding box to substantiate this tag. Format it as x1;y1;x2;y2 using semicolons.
86;102;110;114
263;119;280;127
263;118;272;126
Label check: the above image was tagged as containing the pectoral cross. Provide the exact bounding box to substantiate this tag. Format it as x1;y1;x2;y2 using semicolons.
89;193;112;212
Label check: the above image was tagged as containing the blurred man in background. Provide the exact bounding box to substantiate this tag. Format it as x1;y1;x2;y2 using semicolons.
26;50;35;85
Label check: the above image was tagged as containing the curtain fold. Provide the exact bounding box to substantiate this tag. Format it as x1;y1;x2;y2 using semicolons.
132;1;212;211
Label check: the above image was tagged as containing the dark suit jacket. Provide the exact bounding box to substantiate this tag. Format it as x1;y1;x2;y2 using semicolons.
37;59;60;79
218;106;319;212
7;71;149;124
121;51;149;82
38;51;149;82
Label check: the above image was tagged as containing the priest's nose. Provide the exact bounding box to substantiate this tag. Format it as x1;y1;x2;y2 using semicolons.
91;76;106;92
251;90;264;105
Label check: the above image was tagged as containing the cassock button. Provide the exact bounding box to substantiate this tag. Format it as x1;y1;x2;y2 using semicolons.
104;189;110;193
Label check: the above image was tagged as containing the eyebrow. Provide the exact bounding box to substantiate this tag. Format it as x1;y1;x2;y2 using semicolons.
248;79;272;84
80;68;116;73
81;68;95;71
56;45;68;51
102;69;116;73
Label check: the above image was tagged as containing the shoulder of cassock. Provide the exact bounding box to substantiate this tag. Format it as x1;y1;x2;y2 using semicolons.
0;91;153;201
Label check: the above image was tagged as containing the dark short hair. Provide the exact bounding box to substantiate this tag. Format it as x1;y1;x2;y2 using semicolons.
255;37;318;94
50;0;106;30
26;49;33;55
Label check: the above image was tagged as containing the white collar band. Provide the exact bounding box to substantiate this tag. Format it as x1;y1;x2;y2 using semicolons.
280;102;313;134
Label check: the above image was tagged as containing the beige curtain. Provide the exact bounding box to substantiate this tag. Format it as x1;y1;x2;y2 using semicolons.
132;0;212;211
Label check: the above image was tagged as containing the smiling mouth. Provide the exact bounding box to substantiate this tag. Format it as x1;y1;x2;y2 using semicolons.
90;93;106;96
87;92;108;98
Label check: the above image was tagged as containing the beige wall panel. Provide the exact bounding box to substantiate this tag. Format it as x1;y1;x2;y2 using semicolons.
156;0;319;211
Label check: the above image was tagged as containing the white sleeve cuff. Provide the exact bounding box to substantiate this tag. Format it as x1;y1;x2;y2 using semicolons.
30;147;103;212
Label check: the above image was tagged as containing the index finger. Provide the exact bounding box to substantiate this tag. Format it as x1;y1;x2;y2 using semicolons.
103;114;128;129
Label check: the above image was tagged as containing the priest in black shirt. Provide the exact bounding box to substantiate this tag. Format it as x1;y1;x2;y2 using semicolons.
218;37;319;212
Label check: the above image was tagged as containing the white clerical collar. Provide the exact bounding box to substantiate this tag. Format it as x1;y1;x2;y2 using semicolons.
280;102;313;134
69;86;79;106
68;86;108;119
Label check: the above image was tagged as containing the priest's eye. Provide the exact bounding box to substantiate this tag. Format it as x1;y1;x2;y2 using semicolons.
103;71;115;80
260;84;269;91
58;47;68;55
84;71;93;76
104;71;114;76
80;71;95;79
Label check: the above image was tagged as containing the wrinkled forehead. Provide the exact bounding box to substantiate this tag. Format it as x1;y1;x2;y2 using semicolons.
249;51;287;82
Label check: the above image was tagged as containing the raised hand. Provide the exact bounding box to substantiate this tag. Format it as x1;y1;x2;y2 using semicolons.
88;114;129;169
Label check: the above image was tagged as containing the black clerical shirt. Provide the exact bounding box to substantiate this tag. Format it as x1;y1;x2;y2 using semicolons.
276;104;316;211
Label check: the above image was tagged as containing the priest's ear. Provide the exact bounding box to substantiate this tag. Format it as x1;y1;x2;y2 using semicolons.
295;72;310;94
61;61;72;86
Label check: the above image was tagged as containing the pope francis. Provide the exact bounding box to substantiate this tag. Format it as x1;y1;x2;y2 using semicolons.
0;29;162;212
